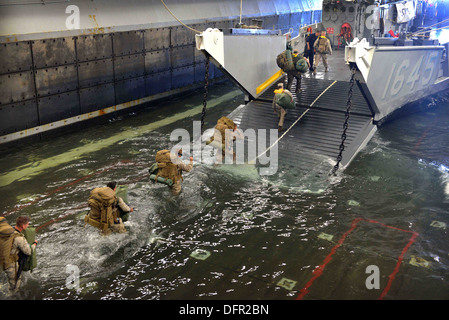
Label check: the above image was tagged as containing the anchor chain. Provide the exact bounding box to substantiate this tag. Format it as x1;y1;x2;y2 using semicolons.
331;66;357;176
200;57;210;133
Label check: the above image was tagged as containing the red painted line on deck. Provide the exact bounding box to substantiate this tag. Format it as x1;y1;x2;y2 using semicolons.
378;231;418;300
296;217;419;300
296;217;363;300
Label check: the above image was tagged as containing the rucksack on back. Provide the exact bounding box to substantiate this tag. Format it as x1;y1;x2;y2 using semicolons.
317;37;330;54
0;217;17;270
86;187;116;231
207;117;235;148
217;116;235;130
295;57;308;73
155;150;181;184
275;92;296;109
276;50;295;72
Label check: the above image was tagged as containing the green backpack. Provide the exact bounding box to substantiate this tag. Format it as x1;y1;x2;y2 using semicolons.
275;92;296;109
296;58;308;73
276;50;295;72
21;227;37;272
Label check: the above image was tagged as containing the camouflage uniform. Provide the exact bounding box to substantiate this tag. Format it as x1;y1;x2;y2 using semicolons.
4;230;36;295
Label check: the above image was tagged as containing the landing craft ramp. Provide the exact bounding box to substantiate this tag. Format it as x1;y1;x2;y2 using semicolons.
197;29;377;174
233;76;377;171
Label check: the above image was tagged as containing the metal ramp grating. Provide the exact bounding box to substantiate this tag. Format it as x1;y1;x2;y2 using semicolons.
231;76;377;172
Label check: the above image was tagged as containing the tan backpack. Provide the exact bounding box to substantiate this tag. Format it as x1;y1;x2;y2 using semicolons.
0;217;19;270
85;187;116;232
208;116;235;146
317;37;329;54
155;150;182;184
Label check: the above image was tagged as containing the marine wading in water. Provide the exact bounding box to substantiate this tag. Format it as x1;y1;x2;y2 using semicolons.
206;116;244;163
0;215;37;296
84;181;134;236
148;149;193;196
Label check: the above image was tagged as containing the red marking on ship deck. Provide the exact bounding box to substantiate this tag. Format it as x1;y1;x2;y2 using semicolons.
296;217;418;300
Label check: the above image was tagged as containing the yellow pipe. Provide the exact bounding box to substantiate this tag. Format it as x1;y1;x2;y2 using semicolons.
256;69;284;95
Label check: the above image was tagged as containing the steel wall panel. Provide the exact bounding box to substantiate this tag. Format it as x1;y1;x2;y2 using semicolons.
37;91;80;125
145;49;170;73
32;37;76;68
194;62;206;84
194;62;218;83
78;59;114;88
144;27;170;51
171;25;195;46
190;23;208;34
171;45;194;68
214;20;234;30
79;83;115;114
76;34;113;62
211;64;222;78
115;77;145;105
113;31;144;56
0;71;34;105
171;66;194;89
0;42;32;74
145;71;171;96
35;65;78;96
0;100;38;135
261;15;278;30
114;54;145;80
194;46;206;64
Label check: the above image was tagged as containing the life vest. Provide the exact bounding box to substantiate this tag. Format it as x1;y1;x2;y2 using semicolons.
84;187;117;233
155;150;183;184
339;23;353;45
317;36;330;54
274;89;295;109
276;49;295;72
0;217;21;270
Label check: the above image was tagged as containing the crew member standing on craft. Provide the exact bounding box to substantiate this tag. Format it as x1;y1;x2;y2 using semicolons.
0;215;37;296
272;83;293;132
313;31;332;74
306;30;320;72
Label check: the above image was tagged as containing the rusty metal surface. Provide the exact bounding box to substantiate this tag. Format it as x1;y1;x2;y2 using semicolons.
0;41;32;74
0;71;35;104
76;34;113;62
